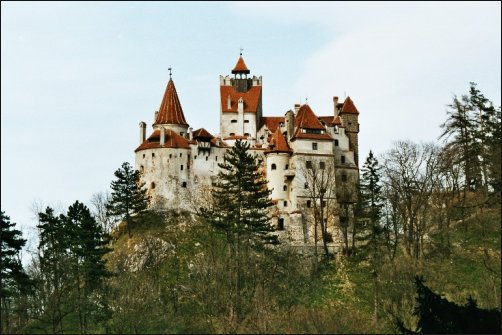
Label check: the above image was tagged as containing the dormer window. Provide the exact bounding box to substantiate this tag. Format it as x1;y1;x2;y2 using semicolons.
230;133;235;136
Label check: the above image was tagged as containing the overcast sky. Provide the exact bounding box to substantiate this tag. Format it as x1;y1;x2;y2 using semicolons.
2;2;500;251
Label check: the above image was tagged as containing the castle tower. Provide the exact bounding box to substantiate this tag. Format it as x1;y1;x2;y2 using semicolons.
153;77;189;137
338;96;360;166
220;53;262;144
265;127;293;202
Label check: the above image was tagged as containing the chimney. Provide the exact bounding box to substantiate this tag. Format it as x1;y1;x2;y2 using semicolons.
294;104;300;114
333;96;339;116
160;127;165;147
188;127;193;141
227;95;231;109
285;110;295;141
139;122;146;144
154;110;159;123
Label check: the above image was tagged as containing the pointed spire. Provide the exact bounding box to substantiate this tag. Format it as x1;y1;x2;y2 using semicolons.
232;54;250;74
154;79;188;126
340;96;359;115
266;127;292;154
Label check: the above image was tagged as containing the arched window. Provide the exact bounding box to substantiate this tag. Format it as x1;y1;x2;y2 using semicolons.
283;185;287;191
152;152;155;158
140;165;144;173
182;182;187;188
271;164;277;170
151;182;155;189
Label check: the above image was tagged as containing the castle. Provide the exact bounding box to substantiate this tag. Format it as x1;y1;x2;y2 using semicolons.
135;54;360;248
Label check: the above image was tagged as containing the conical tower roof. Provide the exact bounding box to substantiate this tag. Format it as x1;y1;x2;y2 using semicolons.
266;127;292;154
154;79;188;126
232;55;250;74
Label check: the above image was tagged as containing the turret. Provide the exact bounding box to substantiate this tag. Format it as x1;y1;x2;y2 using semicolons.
139;121;146;144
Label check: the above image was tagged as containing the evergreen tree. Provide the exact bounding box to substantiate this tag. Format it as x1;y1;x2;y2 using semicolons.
106;162;150;237
1;211;30;333
203;140;277;327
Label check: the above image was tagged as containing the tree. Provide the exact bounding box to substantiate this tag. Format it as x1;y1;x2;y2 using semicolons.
202;140;277;327
1;211;30;334
106;162;150;237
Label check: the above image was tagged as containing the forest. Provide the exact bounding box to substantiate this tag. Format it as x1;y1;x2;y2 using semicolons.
1;83;500;334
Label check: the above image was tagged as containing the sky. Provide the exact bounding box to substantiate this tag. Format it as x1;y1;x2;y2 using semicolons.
2;2;501;254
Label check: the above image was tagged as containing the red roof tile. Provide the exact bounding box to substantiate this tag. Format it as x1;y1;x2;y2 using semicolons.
295;104;325;130
261;116;284;132
340;96;359;115
135;129;190;152
266;127;292;154
318;116;334;126
192;128;214;139
154;79;188;126
232;55;250;74
291;127;333;141
220;86;262;113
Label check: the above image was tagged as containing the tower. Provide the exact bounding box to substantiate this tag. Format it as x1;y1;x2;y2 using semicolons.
338;96;360;166
153;77;189;137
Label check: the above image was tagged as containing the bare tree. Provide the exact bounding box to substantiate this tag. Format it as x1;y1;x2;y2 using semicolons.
90;191;115;235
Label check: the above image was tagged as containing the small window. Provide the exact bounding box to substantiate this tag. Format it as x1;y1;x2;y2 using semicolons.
169;154;172;158
271;164;277;170
194;155;197;159
322;201;327;208
342;174;347;182
306;161;312;169
151;182;155;189
152;153;155;158
244;133;250;137
304;183;308;189
140;165;144;173
335;140;339;146
182;182;187;188
143;154;145;158
244;120;250;123
215;156;218;161
306;200;312;208
283;201;288;207
312;143;318;150
206;156;208;161
230;133;235;136
180;153;182;157
180;165;184;171
283;185;287;191
231;119;238;123
341;156;346;164
278;218;285;231
285;164;289;170
320;161;325;169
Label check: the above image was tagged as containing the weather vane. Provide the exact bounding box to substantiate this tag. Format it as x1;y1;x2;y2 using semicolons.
240;47;243;56
168;66;172;79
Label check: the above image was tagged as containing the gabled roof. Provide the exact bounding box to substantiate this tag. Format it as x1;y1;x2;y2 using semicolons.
135;129;190;152
295;104;325;130
220;86;262;113
232;55;250;74
318;116;334;126
333;115;343;125
266;127;292;154
154;79;188;126
192;128;214;140
340;96;359;115
261;116;284;132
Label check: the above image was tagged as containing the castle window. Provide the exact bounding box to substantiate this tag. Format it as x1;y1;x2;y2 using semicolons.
231;119;238;123
341;155;346;164
283;185;287;191
194;155;197;159
283;201;288;207
140;165;144;173
180;165;184;171
342;174;347;182
312;143;318;150
320;161;325;170
215;156;218;161
182;182;187;188
244;120;249;123
206;156;208;161
230;133;235;136
306;161;312;169
278;218;285;231
335;140;339;146
151;182;155;189
143;154;145;158
348;122;352;126
180;153;182;157
285;164;289;170
169;154;172;158
244;133;250;137
180;132;184;136
271;164;277;170
306;200;312;208
152;153;155;158
304;183;308;189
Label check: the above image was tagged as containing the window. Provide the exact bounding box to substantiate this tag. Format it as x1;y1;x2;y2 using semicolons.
320;161;325;169
244;120;249;123
180;153;182;157
304;183;308;189
335;139;339;146
271;164;277;170
244;133;250;137
180;132;184;136
151;182;155;189
140;165;144;173
278;218;285;231
342;174;347;182
230;133;235;136
285;164;289;170
182;182;187;188
283;185;287;191
215;156;218;161
169;154;172;158
180;165;184;171
205;156;208;161
283;201;288;207
322;201;327;208
305;129;322;134
306;161;312;169
143;154;145;158
306;200;312;208
341;155;346;164
312;143;318;150
152;152;155;158
231;119;238;123
194;155;197;159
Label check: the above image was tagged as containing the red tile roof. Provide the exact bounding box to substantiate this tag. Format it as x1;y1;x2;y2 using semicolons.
291;127;333;141
135;128;190;152
192;128;214;139
333;115;343;125
232;55;250;74
266;127;292;154
261;116;284;132
318;116;334;126
295;104;325;130
220;86;262;113
340;96;359;115
154;79;188;126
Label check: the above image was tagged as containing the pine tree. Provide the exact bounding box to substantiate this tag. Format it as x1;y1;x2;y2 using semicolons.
203;140;277;326
1;211;30;334
106;162;150;237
